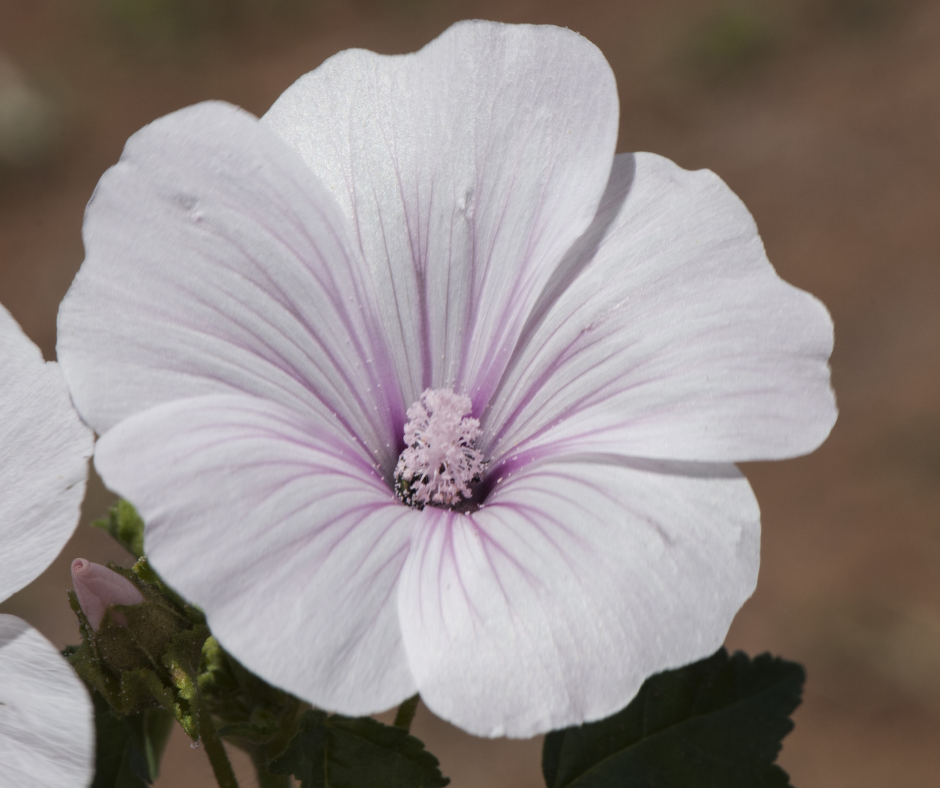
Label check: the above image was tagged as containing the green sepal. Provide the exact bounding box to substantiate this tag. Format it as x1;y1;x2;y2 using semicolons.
163;624;211;738
115;668;178;716
93;600;184;674
93;500;146;559
129;556;205;622
88;687;174;787
269;709;450;788
66;596;123;706
542;648;804;788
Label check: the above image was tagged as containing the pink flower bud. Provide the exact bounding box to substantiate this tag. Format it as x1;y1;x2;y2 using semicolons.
70;558;144;630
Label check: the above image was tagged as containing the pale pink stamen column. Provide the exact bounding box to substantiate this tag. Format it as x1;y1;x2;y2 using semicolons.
395;388;485;508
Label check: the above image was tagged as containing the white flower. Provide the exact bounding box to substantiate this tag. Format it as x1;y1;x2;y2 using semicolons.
0;304;94;785
57;21;836;737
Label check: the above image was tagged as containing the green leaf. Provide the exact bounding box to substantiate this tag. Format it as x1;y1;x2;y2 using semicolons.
270;709;450;788
94;501;146;559
90;690;174;787
542;649;804;788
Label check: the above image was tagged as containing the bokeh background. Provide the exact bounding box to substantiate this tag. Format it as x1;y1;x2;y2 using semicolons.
2;0;939;785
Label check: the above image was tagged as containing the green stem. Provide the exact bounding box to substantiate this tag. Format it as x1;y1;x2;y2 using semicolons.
197;700;240;788
393;694;420;732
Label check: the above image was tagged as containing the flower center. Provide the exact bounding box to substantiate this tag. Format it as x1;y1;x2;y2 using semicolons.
395;388;485;510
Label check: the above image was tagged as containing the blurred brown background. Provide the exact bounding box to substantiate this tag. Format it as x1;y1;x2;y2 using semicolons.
1;0;939;785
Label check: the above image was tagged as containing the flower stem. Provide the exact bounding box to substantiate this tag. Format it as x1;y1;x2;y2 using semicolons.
393;694;420;732
197;699;240;788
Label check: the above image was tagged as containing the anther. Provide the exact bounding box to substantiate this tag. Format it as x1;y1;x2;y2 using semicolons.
394;389;485;509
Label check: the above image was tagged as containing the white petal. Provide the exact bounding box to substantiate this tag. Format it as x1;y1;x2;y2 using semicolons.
0;305;92;603
264;21;619;411
0;615;94;788
94;394;418;714
484;153;837;467
398;456;759;737
58;101;402;471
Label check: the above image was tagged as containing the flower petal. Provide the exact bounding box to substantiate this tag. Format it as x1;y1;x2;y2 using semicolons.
58;101;402;470
264;20;619;411
0;615;94;787
484;153;837;468
0;305;92;603
94;394;418;714
397;456;759;738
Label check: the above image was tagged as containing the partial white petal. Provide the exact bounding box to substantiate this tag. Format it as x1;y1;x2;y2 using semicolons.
398;456;759;737
485;153;837;467
95;395;418;714
0;305;92;603
264;20;618;411
58;102;402;471
0;615;94;788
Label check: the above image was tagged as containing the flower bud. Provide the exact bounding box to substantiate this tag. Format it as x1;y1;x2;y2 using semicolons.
70;557;144;630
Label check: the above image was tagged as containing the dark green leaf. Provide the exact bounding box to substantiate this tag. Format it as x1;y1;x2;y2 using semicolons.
90;690;174;787
542;649;804;788
216;708;281;744
270;709;450;788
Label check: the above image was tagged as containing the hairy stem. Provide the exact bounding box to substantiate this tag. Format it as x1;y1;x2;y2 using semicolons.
394;694;420;732
197;700;240;788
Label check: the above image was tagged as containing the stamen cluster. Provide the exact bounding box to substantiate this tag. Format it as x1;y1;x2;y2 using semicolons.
395;388;485;509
